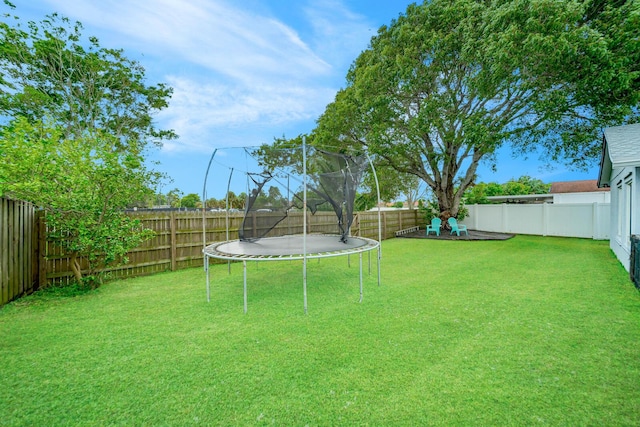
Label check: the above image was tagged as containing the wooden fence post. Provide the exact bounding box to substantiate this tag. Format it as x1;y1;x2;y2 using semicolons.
383;211;387;239
1;198;7;305
36;212;46;289
170;212;177;271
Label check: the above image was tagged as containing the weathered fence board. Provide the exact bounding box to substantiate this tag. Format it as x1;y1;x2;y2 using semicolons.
1;198;37;305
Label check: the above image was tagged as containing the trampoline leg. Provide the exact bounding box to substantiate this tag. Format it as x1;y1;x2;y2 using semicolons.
303;257;308;315
359;252;363;303
243;260;247;314
377;246;381;287
206;255;210;302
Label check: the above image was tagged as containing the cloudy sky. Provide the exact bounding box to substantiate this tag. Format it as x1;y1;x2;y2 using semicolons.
15;0;599;199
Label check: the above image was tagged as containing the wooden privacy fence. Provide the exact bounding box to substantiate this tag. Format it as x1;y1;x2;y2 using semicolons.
0;205;422;301
43;209;424;287
1;198;39;305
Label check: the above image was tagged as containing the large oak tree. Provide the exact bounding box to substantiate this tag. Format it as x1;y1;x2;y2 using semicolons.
312;0;639;219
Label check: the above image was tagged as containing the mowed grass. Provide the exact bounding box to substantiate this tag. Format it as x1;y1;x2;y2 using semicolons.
1;235;640;426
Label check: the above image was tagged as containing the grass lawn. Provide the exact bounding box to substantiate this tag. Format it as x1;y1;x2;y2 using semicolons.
1;235;639;426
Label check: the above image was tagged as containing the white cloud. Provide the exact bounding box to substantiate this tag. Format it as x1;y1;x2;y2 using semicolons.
34;0;377;154
43;0;332;83
158;75;335;152
303;0;375;70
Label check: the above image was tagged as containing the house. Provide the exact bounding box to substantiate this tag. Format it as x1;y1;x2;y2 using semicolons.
486;179;609;204
549;180;610;204
597;123;640;272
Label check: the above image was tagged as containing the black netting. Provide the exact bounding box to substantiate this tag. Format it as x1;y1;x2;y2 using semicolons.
239;172;292;241
299;150;367;243
240;147;368;243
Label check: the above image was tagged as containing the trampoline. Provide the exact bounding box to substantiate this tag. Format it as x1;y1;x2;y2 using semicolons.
204;234;380;313
202;138;383;313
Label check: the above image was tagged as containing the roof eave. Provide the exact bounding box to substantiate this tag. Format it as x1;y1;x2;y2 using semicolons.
597;134;612;188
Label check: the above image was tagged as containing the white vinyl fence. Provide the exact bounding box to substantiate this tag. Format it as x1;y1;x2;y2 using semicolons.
465;203;610;240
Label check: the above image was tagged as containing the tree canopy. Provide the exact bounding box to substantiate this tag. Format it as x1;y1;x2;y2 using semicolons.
311;0;639;219
0;4;175;286
180;193;201;209
0;6;176;151
464;176;551;204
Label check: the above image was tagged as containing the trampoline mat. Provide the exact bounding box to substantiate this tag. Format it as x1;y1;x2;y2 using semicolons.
205;234;377;259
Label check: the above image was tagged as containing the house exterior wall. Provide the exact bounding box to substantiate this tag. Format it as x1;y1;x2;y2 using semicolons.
552;191;611;204
608;165;639;271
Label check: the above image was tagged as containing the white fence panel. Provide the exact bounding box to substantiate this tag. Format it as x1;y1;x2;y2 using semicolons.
472;204;504;232
506;204;545;234
545;204;590;238
466;203;610;240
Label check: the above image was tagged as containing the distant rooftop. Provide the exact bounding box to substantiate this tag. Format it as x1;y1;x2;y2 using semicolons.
550;180;609;194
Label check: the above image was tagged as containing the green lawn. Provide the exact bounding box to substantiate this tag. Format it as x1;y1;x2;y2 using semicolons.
2;235;639;426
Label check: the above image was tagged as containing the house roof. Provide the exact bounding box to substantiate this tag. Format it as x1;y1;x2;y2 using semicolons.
597;123;640;188
550;180;609;194
487;194;553;203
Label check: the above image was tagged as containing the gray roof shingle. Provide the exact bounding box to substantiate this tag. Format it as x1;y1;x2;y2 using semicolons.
603;123;640;166
550;180;609;193
598;123;640;187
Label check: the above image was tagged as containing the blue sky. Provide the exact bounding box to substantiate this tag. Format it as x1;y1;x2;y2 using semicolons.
17;0;600;200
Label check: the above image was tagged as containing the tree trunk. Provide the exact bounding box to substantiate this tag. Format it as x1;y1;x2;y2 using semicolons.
69;252;83;284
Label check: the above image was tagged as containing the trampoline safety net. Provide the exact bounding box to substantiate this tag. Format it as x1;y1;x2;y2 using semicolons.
239;147;368;243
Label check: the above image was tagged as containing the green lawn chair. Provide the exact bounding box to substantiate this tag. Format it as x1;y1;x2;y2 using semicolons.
426;218;442;236
448;217;468;236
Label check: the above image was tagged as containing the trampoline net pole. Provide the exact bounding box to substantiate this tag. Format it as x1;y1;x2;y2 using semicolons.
206;255;210;302
377;246;381;286
226;168;234;275
225;168;234;241
365;149;383;258
359;252;363;303
243;260;248;314
303;136;308;314
365;150;382;287
202;148;217;269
